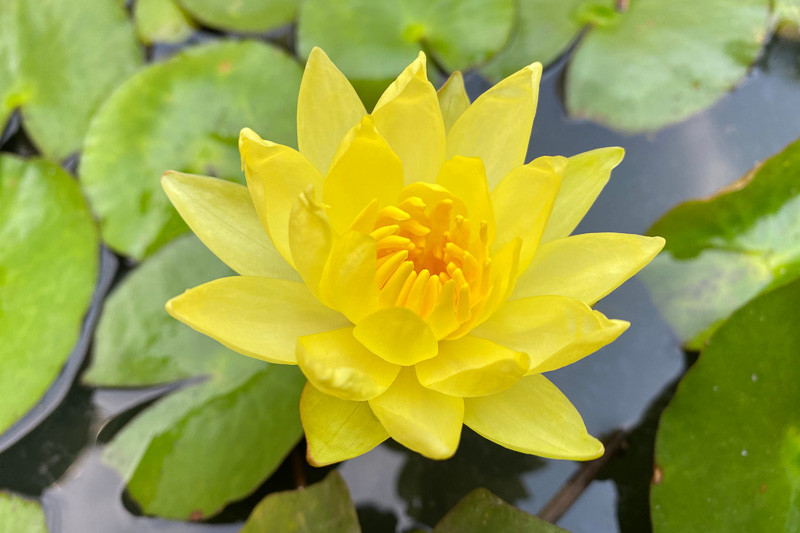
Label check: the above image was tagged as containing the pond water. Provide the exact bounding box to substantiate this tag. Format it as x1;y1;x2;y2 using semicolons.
1;35;799;533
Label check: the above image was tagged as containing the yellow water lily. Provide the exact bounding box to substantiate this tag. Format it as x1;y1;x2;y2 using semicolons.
161;48;664;465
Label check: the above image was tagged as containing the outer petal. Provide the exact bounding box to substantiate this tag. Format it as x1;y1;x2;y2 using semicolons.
288;188;333;301
437;71;470;133
514;233;666;305
298;47;367;175
166;277;349;364
320;231;379;322
297;328;401;401
492;156;565;270
540;147;625;243
301;383;388;467
323;116;404;234
472;295;629;374
239;128;324;266
161;171;297;280
415;336;529;397
436;156;495;242
369;368;463;460
446;62;542;189
373;52;445;184
353;307;438;366
464;374;604;460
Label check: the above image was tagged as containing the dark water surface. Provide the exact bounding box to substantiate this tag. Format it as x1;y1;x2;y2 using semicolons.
2;36;800;533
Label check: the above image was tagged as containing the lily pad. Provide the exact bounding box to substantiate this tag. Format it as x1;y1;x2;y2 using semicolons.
80;40;302;260
640;136;800;349
0;156;98;435
0;0;141;159
481;0;616;81
565;0;770;131
296;0;513;105
134;0;196;44
84;235;305;520
776;0;800;39
651;278;800;532
178;0;296;33
433;488;567;532
0;493;46;533
241;471;361;533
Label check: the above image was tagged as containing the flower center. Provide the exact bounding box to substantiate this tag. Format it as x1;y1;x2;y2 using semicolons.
367;185;491;321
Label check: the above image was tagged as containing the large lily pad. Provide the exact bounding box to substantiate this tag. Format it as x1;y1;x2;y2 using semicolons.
297;0;513;105
241;471;361;533
0;0;141;159
83;235;305;520
0;156;98;435
433;488;567;532
0;493;46;533
80;40;302;260
566;0;770;131
134;0;196;45
651;279;800;532
178;0;296;33
640;136;800;349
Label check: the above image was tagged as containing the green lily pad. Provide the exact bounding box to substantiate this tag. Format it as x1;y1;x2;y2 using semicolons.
481;0;616;80
134;0;196;44
0;0;141;160
241;471;361;533
651;279;800;532
0;156;98;435
0;493;46;533
565;0;770;131
776;0;800;39
84;236;305;520
177;0;296;33
433;488;567;532
80;40;301;260
296;0;513;105
640;136;800;349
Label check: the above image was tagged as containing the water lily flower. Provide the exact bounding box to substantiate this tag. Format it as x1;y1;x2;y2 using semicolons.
162;48;664;465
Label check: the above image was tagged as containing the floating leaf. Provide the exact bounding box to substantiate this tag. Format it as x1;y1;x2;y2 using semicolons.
433;488;567;532
134;0;196;44
0;0;141;159
241;471;361;533
177;0;296;33
481;0;616;80
776;0;800;39
0;156;98;434
84;236;305;520
565;0;770;131
297;0;513;105
0;493;46;533
640;136;800;348
80;40;302;259
651;279;800;532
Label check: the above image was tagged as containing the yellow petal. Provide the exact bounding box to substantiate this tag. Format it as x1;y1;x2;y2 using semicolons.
369;368;463;460
353;307;438;365
323;116;404;234
373;52;445;184
541;147;625;243
446;62;542;189
492;156;565;271
239;128;324;266
301;383;388;467
297;47;367;175
514;233;666;305
436;156;495;242
297;328;401;401
415;336;529;397
472;295;629;374
464;374;604;460
166;277;349;364
288;188;333;301
437;71;470;133
161;171;298;280
320;231;379;322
